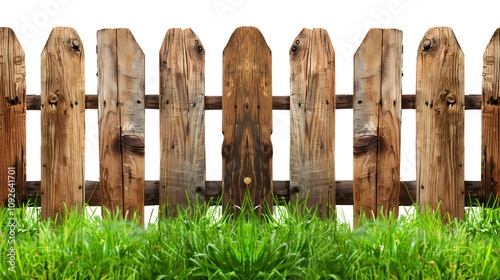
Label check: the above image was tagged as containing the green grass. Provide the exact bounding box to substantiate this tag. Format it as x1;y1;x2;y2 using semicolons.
1;198;499;279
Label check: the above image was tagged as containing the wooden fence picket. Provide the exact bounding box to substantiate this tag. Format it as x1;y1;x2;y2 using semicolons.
97;29;145;224
482;28;500;204
353;28;403;222
41;27;85;220
0;28;26;207
159;28;206;216
222;27;273;215
289;28;335;218
416;27;465;220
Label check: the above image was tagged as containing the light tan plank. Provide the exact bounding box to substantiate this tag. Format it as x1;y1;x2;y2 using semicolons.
353;29;383;221
98;28;145;224
290;28;335;218
416;27;465;220
117;29;145;224
353;29;402;223
159;28;205;217
377;29;402;217
41;27;85;220
98;29;123;217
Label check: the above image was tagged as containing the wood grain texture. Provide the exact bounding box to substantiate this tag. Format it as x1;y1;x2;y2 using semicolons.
416;27;465;220
353;29;402;222
482;28;500;204
289;28;335;218
0;28;26;207
41;27;85;220
98;29;145;224
377;30;402;217
222;27;273;215
159;28;205;217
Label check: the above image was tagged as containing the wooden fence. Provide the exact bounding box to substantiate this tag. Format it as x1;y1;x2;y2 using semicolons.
1;26;499;224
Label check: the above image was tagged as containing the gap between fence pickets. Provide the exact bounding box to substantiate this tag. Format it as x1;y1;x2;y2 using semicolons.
24;94;482;110
23;180;483;207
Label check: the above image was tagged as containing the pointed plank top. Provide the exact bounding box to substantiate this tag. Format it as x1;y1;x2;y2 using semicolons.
418;27;462;58
222;26;273;215
416;26;464;220
289;27;335;218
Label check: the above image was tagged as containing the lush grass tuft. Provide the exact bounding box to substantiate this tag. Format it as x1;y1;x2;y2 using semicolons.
1;198;499;279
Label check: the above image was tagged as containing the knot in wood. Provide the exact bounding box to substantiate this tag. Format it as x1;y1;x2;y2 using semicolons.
49;92;59;105
353;135;377;156
489;96;499;105
7;96;20;105
445;92;456;105
222;144;232;158
71;39;81;51
422;39;432;50
122;134;145;155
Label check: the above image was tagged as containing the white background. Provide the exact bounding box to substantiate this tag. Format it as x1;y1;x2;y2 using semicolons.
2;0;497;222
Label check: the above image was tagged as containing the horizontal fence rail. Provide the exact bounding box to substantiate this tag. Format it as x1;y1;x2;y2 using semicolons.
24;180;483;206
1;25;500;224
24;94;483;110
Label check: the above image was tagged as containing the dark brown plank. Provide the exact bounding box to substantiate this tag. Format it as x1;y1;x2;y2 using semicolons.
222;27;273;215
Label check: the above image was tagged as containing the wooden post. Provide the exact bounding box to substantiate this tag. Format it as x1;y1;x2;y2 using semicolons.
41;27;85;220
159;28;206;216
416;27;465;220
482;28;500;204
222;27;273;215
0;28;26;207
353;28;402;222
289;28;335;218
97;29;145;224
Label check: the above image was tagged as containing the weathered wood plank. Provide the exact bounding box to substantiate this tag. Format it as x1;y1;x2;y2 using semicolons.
482;28;500;204
289;28;335;217
377;30;402;216
222;27;273;215
353;29;402;222
416;27;465;220
0;28;26;207
98;29;145;224
97;29;122;217
159;28;205;217
40;27;85;220
353;29;382;221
